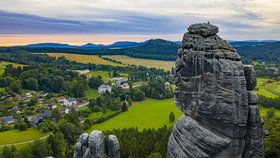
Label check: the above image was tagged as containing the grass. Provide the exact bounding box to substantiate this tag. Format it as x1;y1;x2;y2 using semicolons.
87;98;183;132
88;70;111;81
256;78;280;98
0;129;48;146
46;53;123;66
258;105;280;118
0;61;24;76
85;88;99;99
88;110;116;122
104;55;175;71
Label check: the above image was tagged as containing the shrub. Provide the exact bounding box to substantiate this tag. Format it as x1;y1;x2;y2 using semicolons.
169;112;175;122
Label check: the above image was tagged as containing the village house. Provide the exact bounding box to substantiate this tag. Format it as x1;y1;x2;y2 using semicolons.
30;110;51;127
6;115;14;124
77;69;90;75
121;83;130;90
63;98;77;106
60;106;76;114
57;96;65;103
98;84;112;94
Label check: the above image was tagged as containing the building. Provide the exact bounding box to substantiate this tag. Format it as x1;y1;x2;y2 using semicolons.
57;96;65;102
77;69;90;75
63;98;77;106
98;85;112;94
6;116;14;124
30;110;51;126
60;106;76;114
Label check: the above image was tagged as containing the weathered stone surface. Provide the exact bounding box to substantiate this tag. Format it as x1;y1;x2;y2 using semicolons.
247;106;261;124
85;130;106;158
175;23;248;138
79;133;89;146
107;135;120;158
188;23;218;37
168;115;230;158
73;142;83;158
244;65;257;90
73;130;120;158
169;23;264;158
248;91;259;105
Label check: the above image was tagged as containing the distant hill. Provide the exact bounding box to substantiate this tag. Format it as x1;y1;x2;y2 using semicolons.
80;43;106;49
231;41;280;63
127;39;179;60
10;39;280;63
109;41;144;48
26;43;76;48
26;41;145;49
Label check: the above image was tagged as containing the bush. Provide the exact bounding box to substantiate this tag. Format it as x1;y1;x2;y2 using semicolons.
37;121;55;133
169;112;175;122
96;111;122;123
132;89;145;101
121;102;128;112
18;122;28;131
93;106;101;112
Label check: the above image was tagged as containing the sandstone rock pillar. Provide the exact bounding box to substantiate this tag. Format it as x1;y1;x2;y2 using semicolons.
168;23;265;158
74;130;120;158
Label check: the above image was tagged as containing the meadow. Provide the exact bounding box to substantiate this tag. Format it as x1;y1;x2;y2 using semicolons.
85;88;99;99
0;61;24;76
104;55;174;71
256;78;280;98
0;129;48;149
46;53;123;66
87;98;183;132
88;70;112;81
46;53;174;71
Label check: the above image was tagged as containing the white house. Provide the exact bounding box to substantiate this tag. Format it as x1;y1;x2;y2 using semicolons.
77;69;90;75
63;98;77;106
98;85;112;94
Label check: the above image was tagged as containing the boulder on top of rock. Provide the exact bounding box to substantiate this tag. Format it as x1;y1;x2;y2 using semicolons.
188;22;219;37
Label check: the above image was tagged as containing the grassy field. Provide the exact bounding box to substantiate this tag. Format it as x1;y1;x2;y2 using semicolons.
88;70;111;81
46;53;123;66
87;98;183;131
85;88;99;99
104;55;174;71
258;105;280;118
0;61;24;76
256;78;280;98
0;129;48;146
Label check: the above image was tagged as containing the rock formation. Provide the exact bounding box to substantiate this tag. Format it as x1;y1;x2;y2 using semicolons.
73;130;120;158
168;23;265;158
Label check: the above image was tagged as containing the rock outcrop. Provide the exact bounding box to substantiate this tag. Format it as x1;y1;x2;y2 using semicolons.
168;23;265;158
74;130;120;158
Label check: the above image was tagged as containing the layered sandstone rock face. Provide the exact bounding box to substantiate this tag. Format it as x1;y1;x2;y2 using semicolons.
73;130;120;158
168;23;264;158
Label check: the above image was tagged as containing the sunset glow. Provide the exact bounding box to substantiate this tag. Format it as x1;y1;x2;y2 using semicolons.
1;0;280;46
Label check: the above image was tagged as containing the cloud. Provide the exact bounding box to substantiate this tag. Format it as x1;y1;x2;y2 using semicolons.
0;10;187;34
0;0;279;40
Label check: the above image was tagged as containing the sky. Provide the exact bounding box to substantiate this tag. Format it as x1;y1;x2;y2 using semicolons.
0;0;280;46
